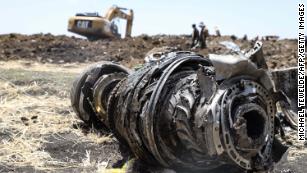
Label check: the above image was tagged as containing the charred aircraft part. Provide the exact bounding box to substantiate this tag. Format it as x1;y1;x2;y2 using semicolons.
70;45;287;171
70;61;131;126
271;67;305;129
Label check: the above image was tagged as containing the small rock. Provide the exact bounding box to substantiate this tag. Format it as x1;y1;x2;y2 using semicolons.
31;116;38;120
22;62;32;66
141;34;150;40
36;56;43;62
9;33;17;38
21;117;29;122
152;40;161;45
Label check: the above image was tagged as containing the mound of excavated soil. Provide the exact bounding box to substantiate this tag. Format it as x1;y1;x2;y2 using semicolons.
0;33;298;69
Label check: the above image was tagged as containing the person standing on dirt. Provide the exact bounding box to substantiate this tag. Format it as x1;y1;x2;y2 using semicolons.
242;34;248;41
215;26;221;37
199;22;209;49
191;24;199;48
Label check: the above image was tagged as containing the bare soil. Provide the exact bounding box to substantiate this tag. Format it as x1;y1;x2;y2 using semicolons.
0;33;298;69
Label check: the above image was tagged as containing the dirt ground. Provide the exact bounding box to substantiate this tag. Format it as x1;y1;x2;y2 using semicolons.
0;34;298;69
0;34;305;173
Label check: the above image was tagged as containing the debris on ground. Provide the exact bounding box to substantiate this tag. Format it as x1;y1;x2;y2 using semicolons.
0;34;298;69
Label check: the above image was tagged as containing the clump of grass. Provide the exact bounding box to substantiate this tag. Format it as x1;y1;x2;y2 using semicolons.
0;61;112;172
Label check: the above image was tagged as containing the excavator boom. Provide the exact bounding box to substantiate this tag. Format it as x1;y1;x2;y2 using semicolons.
105;6;134;37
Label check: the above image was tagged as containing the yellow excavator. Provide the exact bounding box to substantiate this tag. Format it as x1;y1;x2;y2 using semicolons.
68;6;133;40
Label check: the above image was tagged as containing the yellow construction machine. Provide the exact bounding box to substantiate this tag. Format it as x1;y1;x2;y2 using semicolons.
68;6;133;40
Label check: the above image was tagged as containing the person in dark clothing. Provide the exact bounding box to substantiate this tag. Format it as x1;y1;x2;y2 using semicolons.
191;24;199;48
199;22;209;49
242;34;248;41
215;26;221;37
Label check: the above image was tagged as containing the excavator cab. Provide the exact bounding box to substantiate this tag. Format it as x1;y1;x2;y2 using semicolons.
68;6;133;40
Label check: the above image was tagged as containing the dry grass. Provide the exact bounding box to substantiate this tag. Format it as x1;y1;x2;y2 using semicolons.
0;61;113;172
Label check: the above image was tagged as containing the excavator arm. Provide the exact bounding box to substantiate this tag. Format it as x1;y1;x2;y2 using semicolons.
105;6;134;37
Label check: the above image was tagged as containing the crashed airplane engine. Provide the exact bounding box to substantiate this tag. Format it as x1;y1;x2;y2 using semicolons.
70;42;294;172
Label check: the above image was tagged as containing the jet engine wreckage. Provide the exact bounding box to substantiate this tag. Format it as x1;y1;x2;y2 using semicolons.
70;42;298;172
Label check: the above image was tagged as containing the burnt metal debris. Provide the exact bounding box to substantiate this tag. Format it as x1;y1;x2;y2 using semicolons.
70;42;293;172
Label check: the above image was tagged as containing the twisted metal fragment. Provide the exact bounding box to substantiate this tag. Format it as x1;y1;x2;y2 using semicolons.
71;44;289;171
